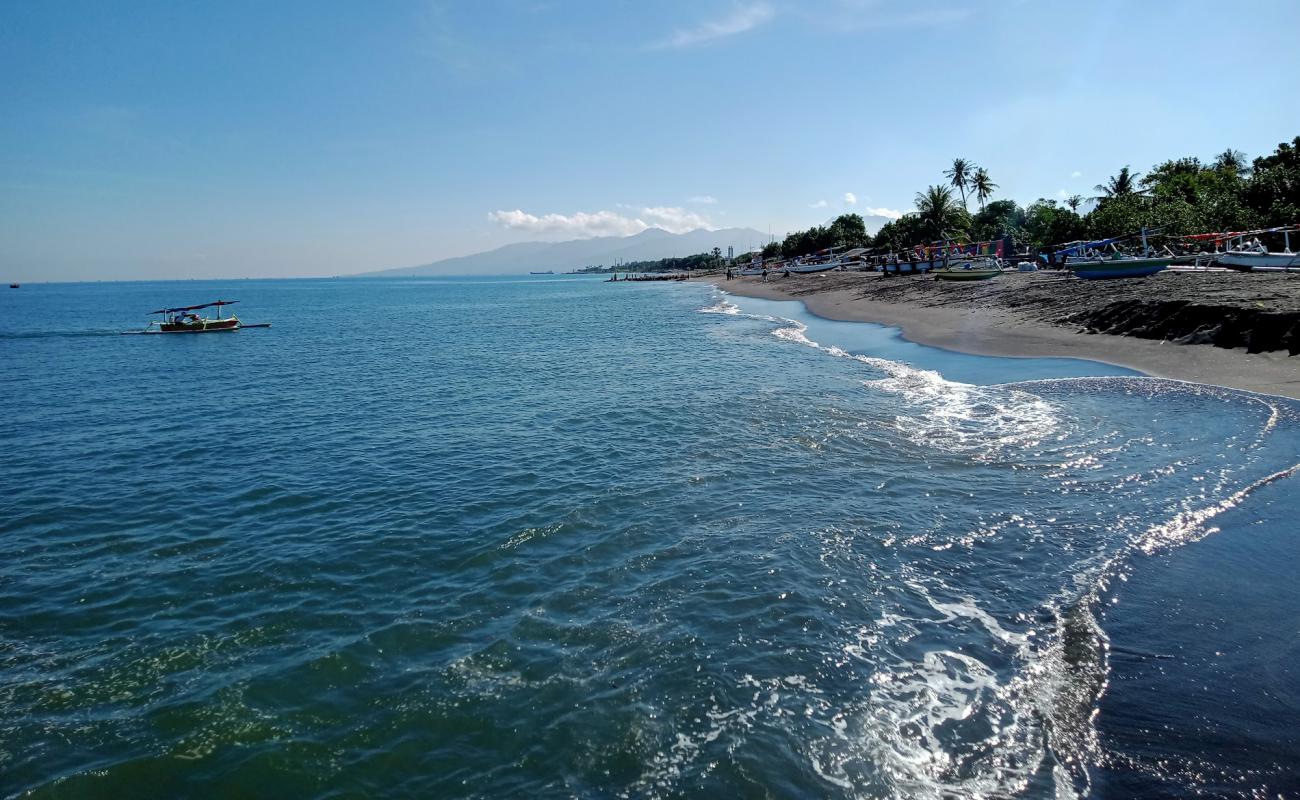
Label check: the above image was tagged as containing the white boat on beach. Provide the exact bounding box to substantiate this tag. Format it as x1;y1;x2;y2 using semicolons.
1217;250;1300;270
1207;227;1300;271
783;260;841;274
783;247;845;274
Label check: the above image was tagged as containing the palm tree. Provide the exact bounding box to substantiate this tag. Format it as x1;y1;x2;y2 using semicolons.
943;158;973;209
914;185;966;241
1065;194;1083;212
970;167;998;210
1213;148;1251;179
1093;166;1144;200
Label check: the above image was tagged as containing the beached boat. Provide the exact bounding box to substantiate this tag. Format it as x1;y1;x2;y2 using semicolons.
1216;250;1300;271
1215;229;1299;271
126;300;270;334
1068;255;1172;279
783;260;841;274
1176;226;1300;271
1057;229;1171;280
933;259;1002;281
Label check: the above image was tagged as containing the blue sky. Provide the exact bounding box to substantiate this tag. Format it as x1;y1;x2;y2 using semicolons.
3;0;1299;280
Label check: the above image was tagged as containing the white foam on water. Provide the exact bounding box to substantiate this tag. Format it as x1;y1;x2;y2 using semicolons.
698;294;1300;798
697;297;741;315
764;315;1063;459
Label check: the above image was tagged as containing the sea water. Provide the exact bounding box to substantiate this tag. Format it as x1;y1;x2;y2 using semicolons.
1;276;1297;798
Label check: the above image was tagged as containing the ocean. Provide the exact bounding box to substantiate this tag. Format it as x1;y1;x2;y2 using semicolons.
2;276;1297;798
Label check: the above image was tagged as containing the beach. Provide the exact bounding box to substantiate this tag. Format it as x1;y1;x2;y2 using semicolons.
705;270;1300;399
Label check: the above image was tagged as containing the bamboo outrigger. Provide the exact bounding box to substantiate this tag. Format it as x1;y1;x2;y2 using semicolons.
125;300;271;334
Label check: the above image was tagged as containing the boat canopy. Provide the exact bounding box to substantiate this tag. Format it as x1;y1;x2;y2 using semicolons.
1179;224;1298;242
1053;236;1125;256
150;300;239;315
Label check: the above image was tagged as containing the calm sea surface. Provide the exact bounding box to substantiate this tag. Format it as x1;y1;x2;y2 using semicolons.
2;276;1298;798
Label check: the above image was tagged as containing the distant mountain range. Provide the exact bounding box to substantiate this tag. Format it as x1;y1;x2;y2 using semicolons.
367;227;773;276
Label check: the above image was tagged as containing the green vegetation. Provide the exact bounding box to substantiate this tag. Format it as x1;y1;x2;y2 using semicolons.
578;250;727;274
772;136;1300;260
586;137;1300;271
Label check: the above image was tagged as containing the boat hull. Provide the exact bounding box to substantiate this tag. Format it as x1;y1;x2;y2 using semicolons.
784;264;840;274
1215;252;1300;271
883;261;936;274
934;268;1000;281
1069;258;1171;280
158;317;242;333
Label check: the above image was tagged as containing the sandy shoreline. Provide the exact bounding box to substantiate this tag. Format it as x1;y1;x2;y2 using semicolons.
700;273;1300;400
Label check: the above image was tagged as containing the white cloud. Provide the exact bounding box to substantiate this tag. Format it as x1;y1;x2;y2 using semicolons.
864;206;904;220
843;192;857;205
640;206;715;232
1071;170;1083;178
1056;189;1068;199
797;0;971;31
488;206;714;238
809;199;829;209
650;2;775;49
688;195;719;205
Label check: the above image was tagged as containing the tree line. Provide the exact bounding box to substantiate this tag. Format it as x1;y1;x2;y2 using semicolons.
763;135;1300;260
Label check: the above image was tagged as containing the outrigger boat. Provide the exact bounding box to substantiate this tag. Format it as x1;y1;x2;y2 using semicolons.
933;257;1002;281
126;300;270;334
1057;229;1172;280
1197;225;1300;271
783;247;845;274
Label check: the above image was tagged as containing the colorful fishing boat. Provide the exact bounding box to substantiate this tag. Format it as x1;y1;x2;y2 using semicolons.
127;300;270;334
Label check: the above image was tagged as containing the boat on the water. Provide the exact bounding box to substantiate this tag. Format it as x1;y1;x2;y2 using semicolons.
8;283;18;289
126;300;270;334
933;258;1002;281
529;270;555;275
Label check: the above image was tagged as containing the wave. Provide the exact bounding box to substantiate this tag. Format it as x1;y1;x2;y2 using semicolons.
701;289;1300;798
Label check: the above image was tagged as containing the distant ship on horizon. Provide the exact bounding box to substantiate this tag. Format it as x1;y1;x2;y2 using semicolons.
529;270;554;275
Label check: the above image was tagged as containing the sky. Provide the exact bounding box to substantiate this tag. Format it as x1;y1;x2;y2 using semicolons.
3;0;1299;281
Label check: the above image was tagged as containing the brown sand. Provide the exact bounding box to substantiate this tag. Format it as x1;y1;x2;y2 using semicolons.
701;271;1300;400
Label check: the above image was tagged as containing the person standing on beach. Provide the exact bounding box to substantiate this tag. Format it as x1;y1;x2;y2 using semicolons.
761;267;768;282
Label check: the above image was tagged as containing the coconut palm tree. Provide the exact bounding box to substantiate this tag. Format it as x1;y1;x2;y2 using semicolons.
1213;148;1251;179
943;158;973;209
1066;195;1083;212
915;185;966;241
970;167;998;210
1093;166;1144;200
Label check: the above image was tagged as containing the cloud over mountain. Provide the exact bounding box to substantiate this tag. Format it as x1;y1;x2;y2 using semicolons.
488;206;714;238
